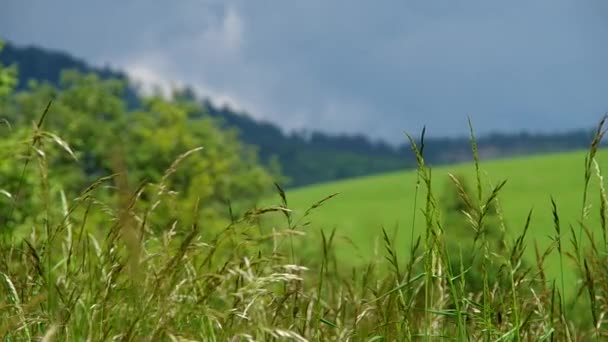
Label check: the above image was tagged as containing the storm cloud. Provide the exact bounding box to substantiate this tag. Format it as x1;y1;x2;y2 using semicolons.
2;0;608;143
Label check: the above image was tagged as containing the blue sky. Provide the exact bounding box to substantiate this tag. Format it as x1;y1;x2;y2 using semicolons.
2;0;608;143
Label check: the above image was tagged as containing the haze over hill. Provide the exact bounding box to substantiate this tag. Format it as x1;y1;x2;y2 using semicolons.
1;41;605;187
2;0;608;143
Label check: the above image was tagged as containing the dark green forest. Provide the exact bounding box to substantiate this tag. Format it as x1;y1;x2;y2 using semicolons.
1;41;600;187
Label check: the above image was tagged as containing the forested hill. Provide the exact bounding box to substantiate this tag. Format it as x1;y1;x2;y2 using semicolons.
0;41;599;187
0;42;140;108
0;41;411;186
200;99;409;186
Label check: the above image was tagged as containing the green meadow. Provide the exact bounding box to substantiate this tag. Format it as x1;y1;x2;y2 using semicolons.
3;51;608;339
267;149;608;291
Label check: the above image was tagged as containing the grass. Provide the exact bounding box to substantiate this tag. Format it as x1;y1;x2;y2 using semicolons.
3;102;608;340
266;147;608;294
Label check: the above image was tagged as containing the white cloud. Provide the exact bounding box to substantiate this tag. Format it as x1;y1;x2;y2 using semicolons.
124;57;174;97
124;55;249;114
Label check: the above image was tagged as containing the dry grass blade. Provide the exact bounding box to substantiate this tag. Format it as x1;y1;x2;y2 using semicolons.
592;159;608;247
467;117;483;204
583;260;598;331
8;99;53;222
158;146;204;192
419;125;426;157
41;131;78;160
303;193;340;218
77;173;120;199
448;173;475;212
381;226;400;278
510;208;533;263
34;99;53;132
245;206;293;218
41;325;58;342
0;189;12;199
0;118;11;131
275;182;288;208
404;131;425;170
0;272;31;341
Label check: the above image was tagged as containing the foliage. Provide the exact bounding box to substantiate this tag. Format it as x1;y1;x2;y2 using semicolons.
126;95;276;232
2;41;603;188
1;108;608;340
4;40;608;339
0;66;276;235
0;41;18;99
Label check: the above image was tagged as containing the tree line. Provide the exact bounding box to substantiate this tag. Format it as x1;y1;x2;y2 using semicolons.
0;41;601;188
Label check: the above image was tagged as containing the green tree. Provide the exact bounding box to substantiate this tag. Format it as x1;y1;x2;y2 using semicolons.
1;68;277;235
0;41;18;99
125;94;275;232
0;41;73;234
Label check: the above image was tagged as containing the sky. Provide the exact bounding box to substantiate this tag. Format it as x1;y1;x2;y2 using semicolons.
2;0;608;144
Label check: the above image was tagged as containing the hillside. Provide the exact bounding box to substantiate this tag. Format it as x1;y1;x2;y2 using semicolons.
1;40;602;187
265;148;608;290
0;41;410;187
3;42;608;340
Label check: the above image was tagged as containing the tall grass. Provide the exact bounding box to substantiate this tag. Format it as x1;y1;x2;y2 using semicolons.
2;104;608;341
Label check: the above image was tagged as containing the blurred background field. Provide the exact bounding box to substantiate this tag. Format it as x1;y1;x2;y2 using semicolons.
264;149;608;295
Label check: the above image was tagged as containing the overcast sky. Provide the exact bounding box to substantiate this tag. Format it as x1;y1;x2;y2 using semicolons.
2;0;608;143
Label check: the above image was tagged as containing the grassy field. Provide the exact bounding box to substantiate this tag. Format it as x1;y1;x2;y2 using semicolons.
265;149;608;291
4;112;608;340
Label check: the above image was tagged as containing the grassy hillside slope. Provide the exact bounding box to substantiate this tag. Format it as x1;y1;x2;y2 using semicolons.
266;149;608;288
